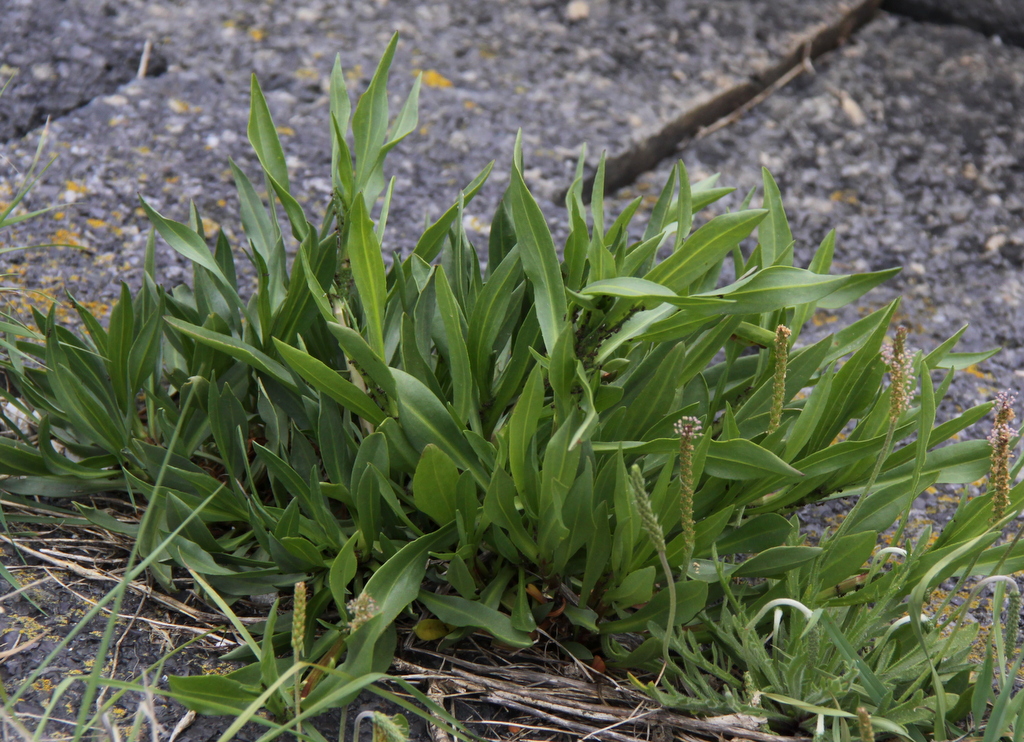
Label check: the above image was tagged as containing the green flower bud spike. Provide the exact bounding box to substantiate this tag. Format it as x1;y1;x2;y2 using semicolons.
675;416;702;564
292;581;307;732
769;325;791;434
857;707;874;742
630;464;674;680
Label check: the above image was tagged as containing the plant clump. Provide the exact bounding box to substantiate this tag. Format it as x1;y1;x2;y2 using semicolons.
2;36;1023;742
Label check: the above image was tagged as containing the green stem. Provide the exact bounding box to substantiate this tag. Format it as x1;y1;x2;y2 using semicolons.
656;547;677;681
830;417;896;545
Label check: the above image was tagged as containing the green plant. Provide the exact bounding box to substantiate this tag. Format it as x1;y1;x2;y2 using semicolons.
2;36;1023;739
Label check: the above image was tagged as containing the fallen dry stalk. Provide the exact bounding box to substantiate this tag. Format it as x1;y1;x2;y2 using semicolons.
397;652;806;742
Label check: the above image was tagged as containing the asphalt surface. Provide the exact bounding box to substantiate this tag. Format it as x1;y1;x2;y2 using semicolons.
2;1;1024;739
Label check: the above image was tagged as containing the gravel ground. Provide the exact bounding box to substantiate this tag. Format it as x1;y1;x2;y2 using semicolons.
0;0;870;322
609;11;1024;537
3;1;1024;739
614;12;1024;408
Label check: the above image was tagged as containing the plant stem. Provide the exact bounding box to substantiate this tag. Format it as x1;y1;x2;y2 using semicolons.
656;547;677;683
831;415;896;545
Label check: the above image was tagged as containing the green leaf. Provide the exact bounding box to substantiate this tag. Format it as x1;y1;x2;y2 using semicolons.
337;525;455;678
274;339;385;426
699;266;888;315
326;322;397;399
483;468;538;563
247;75;289;191
412;444;460;526
603;566;655;606
412;163;493;263
735;546;822;578
165;317;298;393
706;439;803;480
467;246;522;392
352;34;397;193
230;159;282;302
507;161;566;353
599;580;708;634
347;194;388;357
127;307;163;395
759;168;793;267
418;590;533;648
644;209;767;293
581;277;730;313
167;675;262;715
816;531;876;588
715;514;793;555
392;369;486;485
814;268;902;310
434;267;475;424
329;537;359;610
507;366;544;515
140;198;245;315
673;161;693;246
106;282;134;407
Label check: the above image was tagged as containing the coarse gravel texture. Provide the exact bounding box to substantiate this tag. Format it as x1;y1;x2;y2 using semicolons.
0;0;869;324
615;12;1024;397
610;11;1024;536
0;0;169;143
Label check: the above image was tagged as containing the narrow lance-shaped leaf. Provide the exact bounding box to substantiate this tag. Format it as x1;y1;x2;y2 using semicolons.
247;75;309;241
346;194;388;358
392;369;487;486
506;156;566;352
434;267;476;425
759;168;793;267
644;209;768;294
352;33;397;193
273;339;386;426
140;197;249;318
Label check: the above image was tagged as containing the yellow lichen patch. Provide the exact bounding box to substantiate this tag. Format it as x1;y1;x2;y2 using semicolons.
200;658;242;676
830;189;859;205
202;217;220;235
421;70;453;88
64;180;87;194
463;100;477;110
7;612;50;643
52;228;82;246
963;364;992;380
32;678;55;694
345;64;363;83
86;218;107;229
812;311;838;327
249;28;266;41
275;126;295;137
294;67;319;81
167;99;195;115
53;211;65;220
